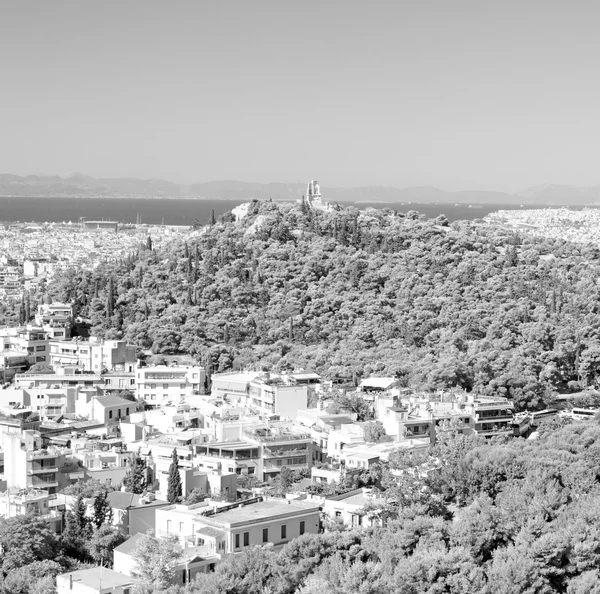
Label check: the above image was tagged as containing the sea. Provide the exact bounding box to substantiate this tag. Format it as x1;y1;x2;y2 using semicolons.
0;196;580;226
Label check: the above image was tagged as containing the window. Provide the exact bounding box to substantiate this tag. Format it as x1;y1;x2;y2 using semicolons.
262;528;268;543
109;411;113;419
300;521;305;535
150;383;156;389
281;525;287;539
36;345;45;351
180;384;186;390
126;408;129;415
335;511;342;517
248;467;255;474
166;520;171;534
163;383;168;389
243;532;249;546
235;533;240;548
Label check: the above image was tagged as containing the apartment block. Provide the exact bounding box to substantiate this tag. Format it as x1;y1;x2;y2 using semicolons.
248;375;308;419
3;430;69;495
48;337;136;373
34;302;73;340
0;487;62;532
135;365;205;406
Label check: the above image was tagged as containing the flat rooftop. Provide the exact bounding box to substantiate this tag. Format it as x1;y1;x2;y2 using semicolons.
58;567;133;589
207;499;319;527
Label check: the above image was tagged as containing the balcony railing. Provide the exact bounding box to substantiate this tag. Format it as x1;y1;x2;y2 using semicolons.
27;466;58;474
264;448;309;458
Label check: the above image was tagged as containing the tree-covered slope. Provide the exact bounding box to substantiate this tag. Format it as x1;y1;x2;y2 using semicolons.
49;200;600;409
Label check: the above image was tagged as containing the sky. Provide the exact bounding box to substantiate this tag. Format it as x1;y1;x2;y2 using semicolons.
1;0;599;192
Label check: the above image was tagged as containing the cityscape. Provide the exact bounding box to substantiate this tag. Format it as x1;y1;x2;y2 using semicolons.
4;1;600;593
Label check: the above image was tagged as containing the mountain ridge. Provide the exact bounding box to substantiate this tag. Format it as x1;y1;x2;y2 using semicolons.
0;174;599;205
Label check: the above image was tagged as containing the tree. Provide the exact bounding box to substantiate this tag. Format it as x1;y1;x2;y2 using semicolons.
363;421;392;443
122;453;148;494
132;532;182;593
183;488;206;505
92;489;113;529
0;560;63;594
0;514;60;574
25;362;55;375
62;495;92;561
167;449;182;504
87;525;128;566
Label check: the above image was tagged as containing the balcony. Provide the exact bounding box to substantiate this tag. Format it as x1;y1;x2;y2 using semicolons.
30;478;59;488
28;449;60;459
27;465;58;474
264;447;309;458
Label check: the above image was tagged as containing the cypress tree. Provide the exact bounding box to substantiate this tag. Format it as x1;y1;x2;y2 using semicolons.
92;490;113;529
106;278;114;318
123;453;147;494
167;448;182;504
146;235;152;251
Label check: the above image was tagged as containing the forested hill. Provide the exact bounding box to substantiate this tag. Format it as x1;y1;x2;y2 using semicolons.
49;200;600;410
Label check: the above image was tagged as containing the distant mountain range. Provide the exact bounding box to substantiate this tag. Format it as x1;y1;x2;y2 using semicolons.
1;174;600;205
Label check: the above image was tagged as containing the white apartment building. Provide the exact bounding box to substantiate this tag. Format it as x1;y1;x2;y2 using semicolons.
48;337;136;373
135;365;205;406
248;375;308;419
0;487;62;532
3;430;69;495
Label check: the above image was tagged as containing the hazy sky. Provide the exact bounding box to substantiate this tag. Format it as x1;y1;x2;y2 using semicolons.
1;0;599;191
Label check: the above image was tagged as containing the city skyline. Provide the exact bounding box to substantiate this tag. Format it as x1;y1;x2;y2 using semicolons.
2;1;600;192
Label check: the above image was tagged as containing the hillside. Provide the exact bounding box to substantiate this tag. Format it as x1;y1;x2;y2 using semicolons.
46;200;600;411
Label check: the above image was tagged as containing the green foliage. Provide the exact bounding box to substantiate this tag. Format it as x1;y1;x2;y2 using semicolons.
92;489;113;529
327;390;374;422
167;448;182;504
62;495;92;561
87;525;128;566
123;453;148;494
362;421;392;443
62;478;117;498
0;514;60;575
182;488;206;505
132;532;182;593
45;200;600;404
0;560;62;594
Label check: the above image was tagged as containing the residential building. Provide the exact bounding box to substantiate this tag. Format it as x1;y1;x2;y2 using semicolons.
248;375;308;419
195;424;314;482
86;394;134;425
3;430;69;495
114;531;219;584
48;337;136;373
0;325;49;380
154;497;320;555
136;365;205;406
323;488;392;529
129;403;200;434
28;386;77;418
34;302;73;339
15;368;103;390
0;487;62;532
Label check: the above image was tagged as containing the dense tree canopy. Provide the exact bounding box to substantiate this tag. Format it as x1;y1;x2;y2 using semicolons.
47;200;600;410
